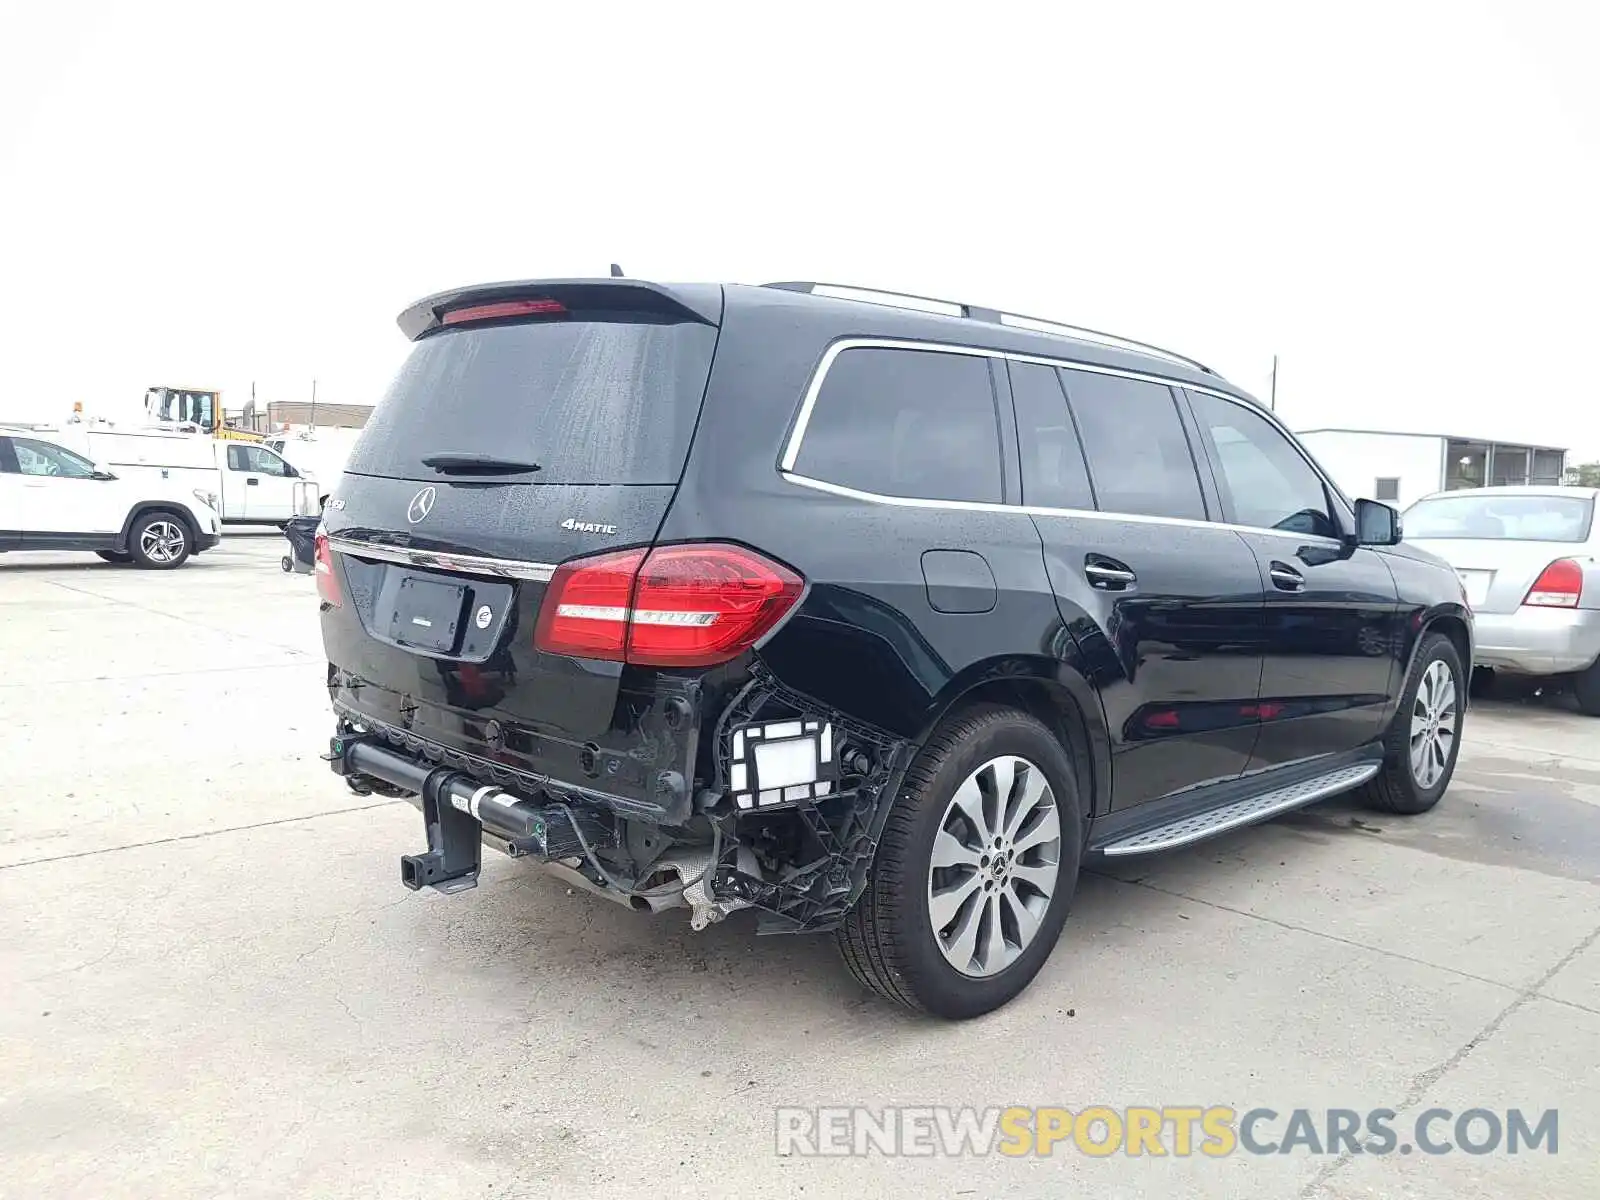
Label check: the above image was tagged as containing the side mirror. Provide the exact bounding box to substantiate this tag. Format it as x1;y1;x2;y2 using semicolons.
1354;497;1402;546
91;466;118;481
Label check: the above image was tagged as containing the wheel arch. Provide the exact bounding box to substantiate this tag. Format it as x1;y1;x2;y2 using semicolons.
914;656;1111;818
1425;609;1473;687
1382;602;1473;726
116;503;199;554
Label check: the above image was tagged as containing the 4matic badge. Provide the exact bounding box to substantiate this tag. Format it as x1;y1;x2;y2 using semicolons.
560;518;618;535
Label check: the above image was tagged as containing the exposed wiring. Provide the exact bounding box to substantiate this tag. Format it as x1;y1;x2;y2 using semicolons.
550;801;685;900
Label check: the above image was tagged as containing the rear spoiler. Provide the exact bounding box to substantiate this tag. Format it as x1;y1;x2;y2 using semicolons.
397;279;722;341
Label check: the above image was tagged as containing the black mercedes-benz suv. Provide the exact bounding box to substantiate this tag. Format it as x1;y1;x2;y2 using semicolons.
318;277;1472;1018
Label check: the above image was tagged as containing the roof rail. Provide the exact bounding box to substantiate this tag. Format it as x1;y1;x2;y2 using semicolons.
761;281;1216;376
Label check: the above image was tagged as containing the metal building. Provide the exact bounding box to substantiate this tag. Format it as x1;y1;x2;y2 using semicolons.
1295;429;1568;511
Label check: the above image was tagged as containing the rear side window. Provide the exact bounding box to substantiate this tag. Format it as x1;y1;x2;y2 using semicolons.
345;313;719;485
794;347;1003;504
1007;361;1093;510
1061;370;1206;521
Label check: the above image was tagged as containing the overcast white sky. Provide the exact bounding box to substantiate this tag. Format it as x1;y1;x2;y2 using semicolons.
2;0;1597;458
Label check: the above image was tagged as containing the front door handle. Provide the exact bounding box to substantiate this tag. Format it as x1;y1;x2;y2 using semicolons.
1269;561;1305;592
246;477;260;486
1085;560;1137;590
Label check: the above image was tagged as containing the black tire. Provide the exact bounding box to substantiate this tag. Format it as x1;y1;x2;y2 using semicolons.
281;555;295;572
95;550;134;564
128;511;193;570
1360;632;1464;814
836;704;1083;1019
1574;658;1600;717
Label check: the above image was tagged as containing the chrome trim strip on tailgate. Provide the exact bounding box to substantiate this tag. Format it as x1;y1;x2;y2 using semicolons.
327;536;557;582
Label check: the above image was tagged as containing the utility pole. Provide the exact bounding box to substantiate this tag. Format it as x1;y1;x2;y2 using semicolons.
1269;355;1278;412
310;379;318;429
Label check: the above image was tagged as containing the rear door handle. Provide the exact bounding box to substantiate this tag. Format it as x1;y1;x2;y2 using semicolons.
1269;561;1305;592
246;477;259;486
1085;560;1137;590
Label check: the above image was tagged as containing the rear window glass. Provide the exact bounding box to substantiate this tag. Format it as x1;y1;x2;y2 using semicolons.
1403;493;1595;541
345;313;718;485
793;347;1003;504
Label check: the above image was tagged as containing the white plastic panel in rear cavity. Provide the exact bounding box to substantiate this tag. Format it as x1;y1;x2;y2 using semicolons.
753;736;820;791
728;719;838;809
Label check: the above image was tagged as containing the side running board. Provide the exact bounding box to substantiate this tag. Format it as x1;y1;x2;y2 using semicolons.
1098;762;1381;857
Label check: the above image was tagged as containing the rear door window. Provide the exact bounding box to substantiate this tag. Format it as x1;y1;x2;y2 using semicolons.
1060;369;1206;521
345;313;719;485
793;347;1003;504
1007;360;1094;510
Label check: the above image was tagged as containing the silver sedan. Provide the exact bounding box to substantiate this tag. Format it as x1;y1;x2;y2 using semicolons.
1402;485;1600;715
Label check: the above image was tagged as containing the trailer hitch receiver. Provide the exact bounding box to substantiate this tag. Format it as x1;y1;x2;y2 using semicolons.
400;765;483;893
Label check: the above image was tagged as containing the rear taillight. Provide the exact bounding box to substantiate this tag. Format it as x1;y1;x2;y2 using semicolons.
534;543;804;668
534;548;642;660
442;298;566;325
629;545;805;666
314;532;341;607
1523;558;1583;608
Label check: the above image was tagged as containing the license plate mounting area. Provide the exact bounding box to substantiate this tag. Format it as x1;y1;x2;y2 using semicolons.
387;574;468;654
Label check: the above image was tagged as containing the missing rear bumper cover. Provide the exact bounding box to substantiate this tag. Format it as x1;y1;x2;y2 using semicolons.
707;665;910;933
330;662;910;935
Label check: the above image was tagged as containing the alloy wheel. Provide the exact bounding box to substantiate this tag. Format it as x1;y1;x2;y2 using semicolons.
927;755;1062;978
1409;658;1457;789
140;520;186;565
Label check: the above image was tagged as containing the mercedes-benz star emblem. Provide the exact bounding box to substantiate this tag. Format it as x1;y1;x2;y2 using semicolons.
406;486;436;525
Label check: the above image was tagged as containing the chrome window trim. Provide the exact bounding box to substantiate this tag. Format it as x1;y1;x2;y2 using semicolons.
779;336;1349;544
328;535;557;582
779;471;1342;547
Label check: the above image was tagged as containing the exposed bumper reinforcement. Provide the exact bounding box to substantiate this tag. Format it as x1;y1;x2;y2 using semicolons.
326;733;749;928
329;734;611;894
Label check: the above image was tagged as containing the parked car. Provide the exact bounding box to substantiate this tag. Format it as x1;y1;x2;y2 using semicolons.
1402;485;1599;714
0;432;222;568
317;278;1473;1018
19;425;319;526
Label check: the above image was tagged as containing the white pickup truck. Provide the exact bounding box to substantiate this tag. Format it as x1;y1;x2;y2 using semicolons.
19;426;319;525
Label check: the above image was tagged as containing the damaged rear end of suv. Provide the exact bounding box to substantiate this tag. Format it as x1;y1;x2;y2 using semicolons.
320;275;1468;1020
320;279;921;981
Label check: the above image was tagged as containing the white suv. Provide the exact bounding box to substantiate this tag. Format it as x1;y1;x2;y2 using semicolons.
0;433;223;569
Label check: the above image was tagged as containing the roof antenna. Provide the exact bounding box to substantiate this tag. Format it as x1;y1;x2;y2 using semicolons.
610;263;624;278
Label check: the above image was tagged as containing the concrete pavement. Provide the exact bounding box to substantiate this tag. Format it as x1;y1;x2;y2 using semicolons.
3;535;1597;1198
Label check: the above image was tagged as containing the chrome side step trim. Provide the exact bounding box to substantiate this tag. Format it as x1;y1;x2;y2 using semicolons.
1100;762;1381;856
328;536;557;582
